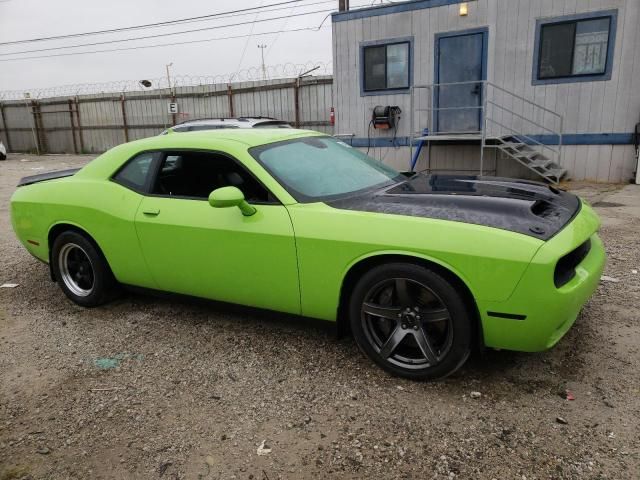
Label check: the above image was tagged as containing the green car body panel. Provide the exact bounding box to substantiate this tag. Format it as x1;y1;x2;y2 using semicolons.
10;129;606;353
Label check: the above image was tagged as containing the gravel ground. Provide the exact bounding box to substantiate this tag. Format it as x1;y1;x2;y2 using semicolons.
1;154;639;480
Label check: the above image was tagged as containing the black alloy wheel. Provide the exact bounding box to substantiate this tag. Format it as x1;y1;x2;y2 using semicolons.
51;230;118;307
349;263;472;380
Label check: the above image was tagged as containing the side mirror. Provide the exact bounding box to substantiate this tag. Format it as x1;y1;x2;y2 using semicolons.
208;186;256;217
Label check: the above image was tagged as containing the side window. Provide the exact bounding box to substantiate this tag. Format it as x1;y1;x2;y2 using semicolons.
533;10;617;85
152;151;273;203
362;41;410;92
113;152;157;191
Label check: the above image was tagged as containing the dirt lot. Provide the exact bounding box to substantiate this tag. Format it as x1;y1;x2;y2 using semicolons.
1;154;639;480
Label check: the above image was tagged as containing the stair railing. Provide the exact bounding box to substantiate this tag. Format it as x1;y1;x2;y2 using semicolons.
409;80;564;179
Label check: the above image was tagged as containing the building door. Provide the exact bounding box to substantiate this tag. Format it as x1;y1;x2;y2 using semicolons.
435;28;487;134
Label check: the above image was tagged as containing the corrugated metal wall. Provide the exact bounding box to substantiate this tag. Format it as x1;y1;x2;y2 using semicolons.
0;76;333;154
332;0;640;182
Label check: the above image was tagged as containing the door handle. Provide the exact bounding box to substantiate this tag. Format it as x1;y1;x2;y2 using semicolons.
142;208;160;216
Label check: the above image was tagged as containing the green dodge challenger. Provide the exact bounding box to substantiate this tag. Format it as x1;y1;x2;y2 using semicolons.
10;129;605;379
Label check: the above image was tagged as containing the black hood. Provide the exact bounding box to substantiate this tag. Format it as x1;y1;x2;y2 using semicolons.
327;174;581;240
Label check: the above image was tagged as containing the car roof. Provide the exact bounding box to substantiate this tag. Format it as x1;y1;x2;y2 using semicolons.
170;117;291;130
177;116;278;125
75;128;328;188
137;128;325;149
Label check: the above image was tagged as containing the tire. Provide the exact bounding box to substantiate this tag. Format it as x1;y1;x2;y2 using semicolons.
0;154;6;161
51;230;117;307
349;263;472;380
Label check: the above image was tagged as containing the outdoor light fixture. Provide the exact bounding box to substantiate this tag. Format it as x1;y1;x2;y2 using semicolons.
139;80;152;88
459;2;468;16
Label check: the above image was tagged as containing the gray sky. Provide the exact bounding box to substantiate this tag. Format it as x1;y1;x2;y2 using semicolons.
0;0;363;93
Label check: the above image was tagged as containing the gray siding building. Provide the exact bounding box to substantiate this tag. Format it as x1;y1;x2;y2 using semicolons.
331;0;640;183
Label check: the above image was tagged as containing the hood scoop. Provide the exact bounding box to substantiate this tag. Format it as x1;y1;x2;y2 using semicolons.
329;174;581;240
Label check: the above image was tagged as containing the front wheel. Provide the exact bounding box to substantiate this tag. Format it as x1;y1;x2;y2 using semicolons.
349;263;472;380
51;231;117;307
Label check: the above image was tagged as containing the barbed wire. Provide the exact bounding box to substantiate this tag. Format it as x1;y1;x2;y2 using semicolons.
0;61;332;101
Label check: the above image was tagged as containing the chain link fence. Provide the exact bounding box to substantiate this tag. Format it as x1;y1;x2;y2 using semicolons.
0;62;333;154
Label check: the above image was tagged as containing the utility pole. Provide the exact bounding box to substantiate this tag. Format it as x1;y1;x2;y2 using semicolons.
165;62;175;128
165;62;173;91
258;44;267;80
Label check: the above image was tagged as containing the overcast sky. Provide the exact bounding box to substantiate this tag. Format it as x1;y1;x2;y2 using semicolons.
0;0;369;93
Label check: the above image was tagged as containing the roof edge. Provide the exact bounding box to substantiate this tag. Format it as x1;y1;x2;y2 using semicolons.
332;0;465;23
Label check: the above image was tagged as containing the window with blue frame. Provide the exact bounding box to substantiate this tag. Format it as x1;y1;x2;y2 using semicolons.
363;41;410;92
533;10;617;84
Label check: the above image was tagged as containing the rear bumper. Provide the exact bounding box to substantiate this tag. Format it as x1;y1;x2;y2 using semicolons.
479;202;605;352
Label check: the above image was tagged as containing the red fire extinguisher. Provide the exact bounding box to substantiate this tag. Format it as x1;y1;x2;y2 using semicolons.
329;106;335;126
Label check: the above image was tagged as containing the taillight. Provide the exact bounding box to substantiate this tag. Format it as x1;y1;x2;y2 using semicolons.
554;239;591;288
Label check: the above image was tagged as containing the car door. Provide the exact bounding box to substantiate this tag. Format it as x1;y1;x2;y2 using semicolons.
133;150;300;315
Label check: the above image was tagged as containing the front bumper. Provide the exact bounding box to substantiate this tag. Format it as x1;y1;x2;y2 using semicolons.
479;202;605;352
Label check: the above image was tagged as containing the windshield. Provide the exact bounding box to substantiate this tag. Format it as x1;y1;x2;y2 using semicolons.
250;136;403;201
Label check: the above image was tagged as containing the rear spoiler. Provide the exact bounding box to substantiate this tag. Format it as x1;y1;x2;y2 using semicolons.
17;168;81;187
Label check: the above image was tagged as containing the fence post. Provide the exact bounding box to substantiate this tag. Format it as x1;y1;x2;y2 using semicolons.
479;82;486;176
0;103;11;152
120;93;129;142
36;101;48;153
294;78;300;128
68;99;78;154
74;96;85;154
227;84;234;117
171;92;177;126
31;101;47;154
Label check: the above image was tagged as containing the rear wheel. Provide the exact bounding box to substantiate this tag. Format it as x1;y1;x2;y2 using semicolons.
51;231;117;307
349;263;472;380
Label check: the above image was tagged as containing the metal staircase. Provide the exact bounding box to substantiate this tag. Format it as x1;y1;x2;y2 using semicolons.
409;81;566;183
494;135;566;183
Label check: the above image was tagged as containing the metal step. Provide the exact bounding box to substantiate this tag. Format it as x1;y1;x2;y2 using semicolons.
498;141;526;150
498;144;544;162
542;167;567;180
529;158;553;169
497;144;564;184
510;150;543;161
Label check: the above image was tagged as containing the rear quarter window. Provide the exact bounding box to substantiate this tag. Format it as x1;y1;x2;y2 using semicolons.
113;152;157;191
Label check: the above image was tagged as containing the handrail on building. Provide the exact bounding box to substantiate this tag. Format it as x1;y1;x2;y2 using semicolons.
409;80;564;177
